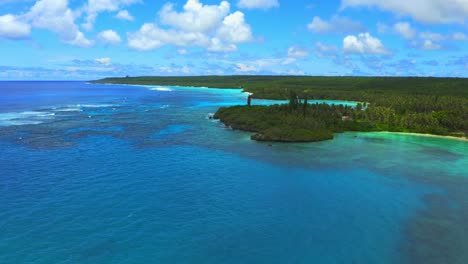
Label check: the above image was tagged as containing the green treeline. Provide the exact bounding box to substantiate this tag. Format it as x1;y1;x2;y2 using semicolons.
214;103;347;142
215;96;466;142
94;76;468;141
93;75;468;98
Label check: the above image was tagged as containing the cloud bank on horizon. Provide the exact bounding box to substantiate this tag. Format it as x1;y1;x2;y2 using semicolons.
0;0;466;79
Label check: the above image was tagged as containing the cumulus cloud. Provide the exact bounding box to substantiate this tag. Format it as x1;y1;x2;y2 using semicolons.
26;0;93;47
207;38;237;52
217;11;253;43
419;31;445;41
159;0;230;33
95;57;111;65
421;39;441;50
340;0;468;24
128;0;253;52
315;42;338;58
0;14;31;39
127;24;165;50
316;42;338;52
127;23;209;50
0;65;113;80
97;30;121;45
237;0;279;9
409;38;445;51
233;57;298;74
393;22;415;39
159;65;192;75
287;46;309;58
66;31;94;47
0;61;206;80
82;0;141;30
343;33;389;54
453;32;468;41
236;63;256;72
115;10;134;21
308;15;365;33
287;69;305;75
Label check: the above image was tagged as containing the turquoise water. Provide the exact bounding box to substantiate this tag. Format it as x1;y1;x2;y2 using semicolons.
0;82;467;263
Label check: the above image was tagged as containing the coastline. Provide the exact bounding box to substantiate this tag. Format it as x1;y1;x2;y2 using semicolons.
92;79;467;144
371;131;468;142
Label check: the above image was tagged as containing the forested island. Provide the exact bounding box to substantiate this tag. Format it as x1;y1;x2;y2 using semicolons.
94;76;468;142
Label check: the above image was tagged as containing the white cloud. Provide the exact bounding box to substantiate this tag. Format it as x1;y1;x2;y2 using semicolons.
453;32;468;40
410;38;444;50
178;49;188;55
232;57;297;73
287;46;309;58
282;57;296;65
393;22;415;39
66;67;79;72
115;10;134;21
26;0;93;47
287;69;305;75
421;39;441;50
83;0;141;30
343;33;389;54
95;57;111;65
97;30;121;45
237;0;279;9
207;38;237;52
316;42;337;52
315;42;338;58
159;0;230;33
127;23;209;51
0;14;31;39
236;63;256;72
217;11;252;43
66;31;94;47
308;15;365;33
159;65;192;74
128;0;253;52
127;24;165;50
340;0;468;24
419;31;445;41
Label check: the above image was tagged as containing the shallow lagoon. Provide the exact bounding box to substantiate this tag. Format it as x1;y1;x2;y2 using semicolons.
0;82;466;264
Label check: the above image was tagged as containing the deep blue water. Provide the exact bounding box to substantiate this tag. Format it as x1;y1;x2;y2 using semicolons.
0;81;467;264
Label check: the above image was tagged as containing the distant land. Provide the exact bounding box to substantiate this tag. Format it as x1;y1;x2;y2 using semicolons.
93;76;468;142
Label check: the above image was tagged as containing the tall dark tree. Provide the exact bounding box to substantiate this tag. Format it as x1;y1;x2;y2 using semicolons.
289;90;300;111
303;95;308;117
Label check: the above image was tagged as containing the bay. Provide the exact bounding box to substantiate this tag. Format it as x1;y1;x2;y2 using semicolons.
0;81;467;264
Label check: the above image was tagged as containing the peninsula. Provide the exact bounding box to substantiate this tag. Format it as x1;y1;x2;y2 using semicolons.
93;76;468;142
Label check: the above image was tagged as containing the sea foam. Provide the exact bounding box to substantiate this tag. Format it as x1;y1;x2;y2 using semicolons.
0;111;55;126
77;104;116;108
149;86;173;92
53;107;83;112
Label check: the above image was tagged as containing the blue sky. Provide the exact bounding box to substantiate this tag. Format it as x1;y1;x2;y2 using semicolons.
0;0;467;80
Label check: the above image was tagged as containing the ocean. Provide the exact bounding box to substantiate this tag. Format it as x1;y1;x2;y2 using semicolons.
0;81;467;264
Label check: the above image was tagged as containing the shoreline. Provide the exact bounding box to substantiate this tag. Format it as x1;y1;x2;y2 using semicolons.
92;80;467;143
370;131;468;142
95;81;364;102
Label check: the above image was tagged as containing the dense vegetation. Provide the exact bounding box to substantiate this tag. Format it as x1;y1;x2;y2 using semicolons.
214;101;351;142
94;76;468;142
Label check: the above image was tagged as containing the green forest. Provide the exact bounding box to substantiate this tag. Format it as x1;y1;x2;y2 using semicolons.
94;76;468;142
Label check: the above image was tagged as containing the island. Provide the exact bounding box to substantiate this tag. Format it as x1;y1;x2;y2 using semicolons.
93;76;468;142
